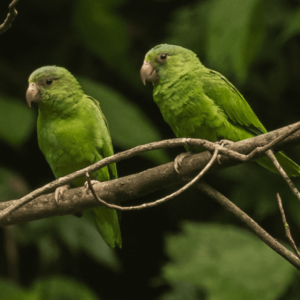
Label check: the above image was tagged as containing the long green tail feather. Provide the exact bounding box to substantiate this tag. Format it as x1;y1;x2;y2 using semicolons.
255;151;300;177
92;207;122;248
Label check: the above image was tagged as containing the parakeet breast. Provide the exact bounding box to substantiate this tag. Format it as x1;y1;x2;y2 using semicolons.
37;99;108;185
152;68;254;153
153;72;222;137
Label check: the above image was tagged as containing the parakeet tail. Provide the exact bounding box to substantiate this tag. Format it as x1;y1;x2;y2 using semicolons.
92;207;122;248
255;151;300;177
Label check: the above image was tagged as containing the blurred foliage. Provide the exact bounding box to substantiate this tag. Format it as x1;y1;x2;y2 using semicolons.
0;96;35;147
160;222;295;300
0;168;29;201
167;0;265;82
281;7;300;43
14;215;120;271
1;0;300;299
0;276;100;300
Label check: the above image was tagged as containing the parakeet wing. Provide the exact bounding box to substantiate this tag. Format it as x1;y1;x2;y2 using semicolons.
202;70;266;136
200;70;300;176
87;95;118;179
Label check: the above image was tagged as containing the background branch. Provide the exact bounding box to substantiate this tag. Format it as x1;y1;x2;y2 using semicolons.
277;193;300;259
266;149;300;201
197;182;300;270
0;0;19;35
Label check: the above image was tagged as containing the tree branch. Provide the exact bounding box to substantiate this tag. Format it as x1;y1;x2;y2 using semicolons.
85;146;220;210
1;121;300;226
197;182;300;270
0;0;20;35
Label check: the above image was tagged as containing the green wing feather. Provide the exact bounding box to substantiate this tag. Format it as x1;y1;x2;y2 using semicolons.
87;96;118;180
86;95;121;248
201;69;300;176
202;69;266;135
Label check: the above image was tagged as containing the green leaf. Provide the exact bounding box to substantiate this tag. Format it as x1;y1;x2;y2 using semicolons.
73;0;128;63
55;215;121;271
78;76;169;164
158;282;204;300
0;279;30;300
281;8;300;43
166;1;212;58
30;276;100;300
0;276;101;300
206;0;265;82
162;222;295;300
166;0;264;82
73;0;140;88
14;215;120;271
0;96;35;147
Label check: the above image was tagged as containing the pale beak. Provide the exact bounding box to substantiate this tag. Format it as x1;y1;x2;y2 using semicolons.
26;83;41;108
140;60;159;85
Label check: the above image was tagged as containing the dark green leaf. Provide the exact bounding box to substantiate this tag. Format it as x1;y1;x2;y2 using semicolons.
281;8;300;42
73;0;128;63
31;276;100;300
166;1;212;58
73;0;140;88
78;76;169;164
0;276;101;300
158;282;204;300
0;96;35;147
0;280;28;300
206;0;265;82
14;215;120;271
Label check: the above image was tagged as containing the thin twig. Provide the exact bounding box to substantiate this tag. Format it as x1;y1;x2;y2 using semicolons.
217;121;300;164
248;121;300;158
196;182;300;270
0;0;20;35
85;147;220;211
1;121;300;221
276;193;300;259
266;149;300;201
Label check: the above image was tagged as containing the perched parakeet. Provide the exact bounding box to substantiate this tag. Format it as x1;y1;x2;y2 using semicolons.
26;66;122;248
140;44;300;176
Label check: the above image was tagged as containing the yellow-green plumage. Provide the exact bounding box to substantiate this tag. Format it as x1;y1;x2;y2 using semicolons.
142;44;300;176
28;66;121;248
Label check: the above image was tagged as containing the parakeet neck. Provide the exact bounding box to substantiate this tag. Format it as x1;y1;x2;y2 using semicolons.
153;61;204;109
38;91;83;120
152;61;207;136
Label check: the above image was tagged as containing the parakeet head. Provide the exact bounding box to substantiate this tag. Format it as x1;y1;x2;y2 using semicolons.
140;44;200;85
26;66;83;108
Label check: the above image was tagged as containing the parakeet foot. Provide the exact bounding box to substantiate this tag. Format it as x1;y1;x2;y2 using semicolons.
82;180;100;199
54;184;71;205
174;152;192;174
216;139;234;147
216;139;234;164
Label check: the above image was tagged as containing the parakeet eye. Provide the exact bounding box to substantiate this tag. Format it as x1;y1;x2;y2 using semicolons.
157;53;168;63
45;79;53;86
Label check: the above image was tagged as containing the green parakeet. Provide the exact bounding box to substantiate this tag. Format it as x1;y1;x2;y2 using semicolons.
140;44;300;176
26;66;122;248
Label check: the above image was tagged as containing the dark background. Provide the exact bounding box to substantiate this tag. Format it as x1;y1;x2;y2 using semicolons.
1;0;300;299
